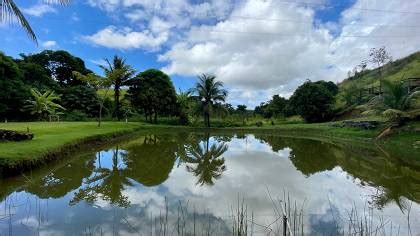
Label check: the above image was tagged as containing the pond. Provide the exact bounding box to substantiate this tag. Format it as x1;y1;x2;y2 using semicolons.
0;132;419;235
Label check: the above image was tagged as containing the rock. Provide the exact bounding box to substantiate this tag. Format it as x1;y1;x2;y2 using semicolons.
0;129;34;141
342;120;379;130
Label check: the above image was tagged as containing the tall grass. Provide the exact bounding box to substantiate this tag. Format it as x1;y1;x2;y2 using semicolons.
0;192;415;235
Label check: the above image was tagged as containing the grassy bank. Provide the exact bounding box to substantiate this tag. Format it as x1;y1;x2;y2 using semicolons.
0;121;419;176
0;122;147;176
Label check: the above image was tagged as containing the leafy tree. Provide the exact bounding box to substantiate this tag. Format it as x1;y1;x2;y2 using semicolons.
73;72;112;127
343;82;363;106
177;90;193;125
24;88;65;120
191;74;227;127
369;47;392;94
100;56;134;120
21;50;91;87
254;95;289;118
127;69;177;123
0;0;70;42
236;104;247;124
17;61;57;90
59;85;99;118
0;52;29;120
289;80;336;123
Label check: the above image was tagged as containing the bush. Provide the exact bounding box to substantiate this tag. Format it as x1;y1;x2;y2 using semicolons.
63;110;88;121
256;121;263;127
382;109;404;122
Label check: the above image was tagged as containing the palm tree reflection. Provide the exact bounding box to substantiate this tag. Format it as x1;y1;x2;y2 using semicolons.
70;147;131;207
181;134;228;186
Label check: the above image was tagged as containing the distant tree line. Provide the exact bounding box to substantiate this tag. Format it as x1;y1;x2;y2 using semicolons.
255;81;338;123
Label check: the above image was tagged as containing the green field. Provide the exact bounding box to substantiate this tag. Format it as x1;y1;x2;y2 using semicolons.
0;122;142;162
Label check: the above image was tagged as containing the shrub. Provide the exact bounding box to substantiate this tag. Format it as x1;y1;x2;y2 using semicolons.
382;109;404;122
63;110;88;121
256;121;263;127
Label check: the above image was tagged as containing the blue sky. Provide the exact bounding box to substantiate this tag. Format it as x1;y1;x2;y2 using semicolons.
1;0;419;107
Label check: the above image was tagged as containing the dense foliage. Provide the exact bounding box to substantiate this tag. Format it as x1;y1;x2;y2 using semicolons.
288;80;338;123
127;69;178;123
2;48;418;126
0;50;98;121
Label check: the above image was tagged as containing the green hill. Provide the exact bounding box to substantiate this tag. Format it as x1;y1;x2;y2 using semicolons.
335;51;420;119
97;89;128;101
339;51;420;90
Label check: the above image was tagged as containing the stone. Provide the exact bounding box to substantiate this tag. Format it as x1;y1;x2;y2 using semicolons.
0;129;34;141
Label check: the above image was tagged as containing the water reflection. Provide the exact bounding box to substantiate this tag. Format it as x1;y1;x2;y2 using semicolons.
0;132;419;235
179;134;228;186
70;148;131;207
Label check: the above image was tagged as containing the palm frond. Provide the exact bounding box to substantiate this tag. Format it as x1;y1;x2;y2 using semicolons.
1;0;37;42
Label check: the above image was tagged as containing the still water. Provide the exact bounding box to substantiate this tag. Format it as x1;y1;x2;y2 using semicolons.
0;132;419;235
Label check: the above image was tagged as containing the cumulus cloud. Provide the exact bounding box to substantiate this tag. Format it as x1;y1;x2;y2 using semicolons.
41;40;58;48
84;26;168;50
22;4;56;17
85;0;420;107
158;0;420;106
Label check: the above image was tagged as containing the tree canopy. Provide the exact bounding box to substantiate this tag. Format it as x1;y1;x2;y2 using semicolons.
127;69;178;123
289;80;337;123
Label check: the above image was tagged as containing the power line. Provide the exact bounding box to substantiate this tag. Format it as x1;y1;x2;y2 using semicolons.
247;0;420;15
189;28;420;38
228;15;420;28
42;9;420;30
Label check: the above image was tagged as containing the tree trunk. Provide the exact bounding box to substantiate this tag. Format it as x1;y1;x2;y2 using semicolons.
154;109;158;124
205;112;210;127
114;85;120;121
378;63;382;95
98;102;103;127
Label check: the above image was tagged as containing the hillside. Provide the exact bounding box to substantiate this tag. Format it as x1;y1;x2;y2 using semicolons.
339;51;420;90
335;51;420;119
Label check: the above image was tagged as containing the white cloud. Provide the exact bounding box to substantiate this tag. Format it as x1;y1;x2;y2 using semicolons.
158;0;420;106
85;0;420;107
159;0;336;105
84;26;168;50
90;59;108;67
41;40;58;48
22;4;56;17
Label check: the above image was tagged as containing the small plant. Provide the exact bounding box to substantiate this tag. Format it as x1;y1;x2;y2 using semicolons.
24;88;65;121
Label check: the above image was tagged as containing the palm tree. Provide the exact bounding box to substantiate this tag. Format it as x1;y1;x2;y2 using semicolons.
24;88;65;120
191;74;227;127
176;90;193;125
100;56;135;121
1;0;70;43
180;134;228;186
382;79;420;111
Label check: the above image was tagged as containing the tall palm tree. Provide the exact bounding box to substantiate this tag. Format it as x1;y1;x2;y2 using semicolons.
191;74;227;127
1;0;70;43
100;56;134;121
24;88;65;120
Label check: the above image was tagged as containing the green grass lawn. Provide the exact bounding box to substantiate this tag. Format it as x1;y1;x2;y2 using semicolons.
0;122;142;162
